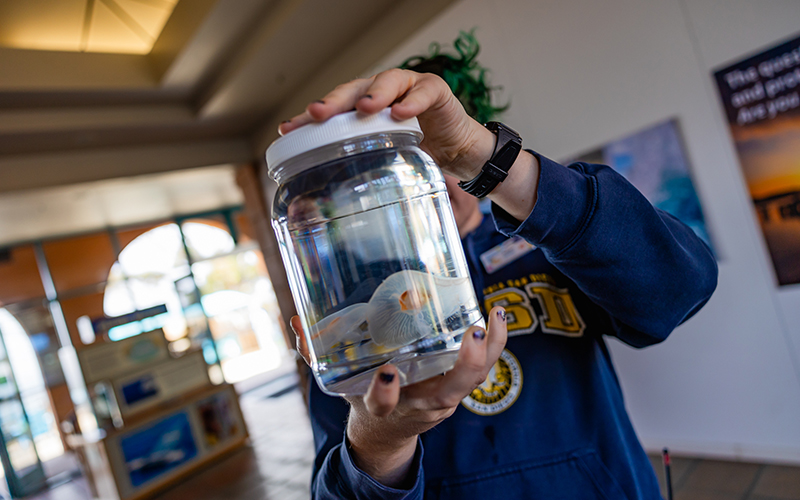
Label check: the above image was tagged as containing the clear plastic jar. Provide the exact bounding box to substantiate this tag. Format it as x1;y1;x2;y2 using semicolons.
267;109;483;395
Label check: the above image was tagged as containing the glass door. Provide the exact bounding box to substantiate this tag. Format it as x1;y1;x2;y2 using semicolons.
0;327;46;497
189;244;288;383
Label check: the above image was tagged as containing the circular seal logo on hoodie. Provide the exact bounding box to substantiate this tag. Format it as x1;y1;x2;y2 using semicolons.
461;349;522;416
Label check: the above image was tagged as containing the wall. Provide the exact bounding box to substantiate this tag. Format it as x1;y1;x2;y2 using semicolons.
371;0;800;463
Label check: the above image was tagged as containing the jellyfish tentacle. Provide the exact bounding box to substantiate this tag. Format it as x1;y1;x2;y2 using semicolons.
309;303;369;352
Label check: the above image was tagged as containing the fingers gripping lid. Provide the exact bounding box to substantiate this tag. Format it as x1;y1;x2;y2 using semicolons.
266;108;423;181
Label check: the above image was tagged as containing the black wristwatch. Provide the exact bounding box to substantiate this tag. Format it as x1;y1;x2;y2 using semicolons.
458;122;522;198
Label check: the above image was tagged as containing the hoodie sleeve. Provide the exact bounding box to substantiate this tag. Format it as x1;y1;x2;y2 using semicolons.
308;377;425;500
492;152;717;347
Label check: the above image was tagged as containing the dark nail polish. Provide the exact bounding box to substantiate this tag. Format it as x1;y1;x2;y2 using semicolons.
473;329;486;341
359;94;373;100
379;372;395;384
498;309;506;322
313;99;326;104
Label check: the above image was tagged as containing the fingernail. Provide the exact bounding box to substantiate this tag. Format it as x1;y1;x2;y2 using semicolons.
498;309;506;322
313;99;326;104
473;328;486;341
359;94;373;100
379;372;395;384
281;119;291;124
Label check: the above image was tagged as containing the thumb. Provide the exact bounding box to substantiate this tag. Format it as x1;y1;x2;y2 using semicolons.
364;365;400;417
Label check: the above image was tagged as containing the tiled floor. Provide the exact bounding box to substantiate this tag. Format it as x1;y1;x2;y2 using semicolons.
18;381;800;499
20;381;315;500
648;453;800;500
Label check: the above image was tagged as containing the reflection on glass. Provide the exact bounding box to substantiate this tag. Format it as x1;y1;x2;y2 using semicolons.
103;269;136;318
202;290;282;382
182;222;236;261
118;225;188;277
174;275;214;356
103;221;288;383
0;309;63;462
0;400;39;473
104;224;192;345
0;399;38;474
192;249;287;383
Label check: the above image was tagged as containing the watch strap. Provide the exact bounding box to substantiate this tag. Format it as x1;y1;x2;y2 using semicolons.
458;122;522;198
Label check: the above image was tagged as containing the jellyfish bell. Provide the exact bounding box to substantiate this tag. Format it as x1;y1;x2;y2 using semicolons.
367;270;473;348
309;303;369;353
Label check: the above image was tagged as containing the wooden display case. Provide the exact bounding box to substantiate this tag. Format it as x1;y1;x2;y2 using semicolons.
64;330;248;499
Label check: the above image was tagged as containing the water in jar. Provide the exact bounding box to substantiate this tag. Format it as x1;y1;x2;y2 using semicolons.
273;143;484;395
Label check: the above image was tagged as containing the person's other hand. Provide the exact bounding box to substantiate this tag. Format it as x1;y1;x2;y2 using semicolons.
290;307;508;487
278;69;494;182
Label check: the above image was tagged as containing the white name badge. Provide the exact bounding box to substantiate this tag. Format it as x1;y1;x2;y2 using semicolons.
480;236;536;274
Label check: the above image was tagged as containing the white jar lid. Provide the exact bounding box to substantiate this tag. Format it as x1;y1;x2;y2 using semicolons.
266;108;423;181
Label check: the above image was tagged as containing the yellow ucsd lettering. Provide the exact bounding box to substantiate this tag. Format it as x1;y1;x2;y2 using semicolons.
483;277;586;338
525;282;586;337
483;287;537;336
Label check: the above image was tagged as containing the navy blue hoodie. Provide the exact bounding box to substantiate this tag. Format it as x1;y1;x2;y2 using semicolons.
308;153;717;499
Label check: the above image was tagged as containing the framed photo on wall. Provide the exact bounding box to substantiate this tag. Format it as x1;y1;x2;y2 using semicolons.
565;118;715;255
713;33;800;286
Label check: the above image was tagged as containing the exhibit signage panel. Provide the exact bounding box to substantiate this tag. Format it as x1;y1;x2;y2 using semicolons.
714;33;800;285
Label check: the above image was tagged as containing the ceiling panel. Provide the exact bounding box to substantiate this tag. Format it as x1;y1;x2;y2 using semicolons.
0;165;243;246
0;0;459;203
0;0;179;54
88;0;154;53
0;0;85;52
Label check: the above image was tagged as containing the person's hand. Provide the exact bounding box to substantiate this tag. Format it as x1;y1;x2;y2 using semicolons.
278;69;493;182
278;69;540;222
290;306;508;488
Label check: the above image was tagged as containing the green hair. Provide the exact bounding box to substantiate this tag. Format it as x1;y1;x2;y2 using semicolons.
400;30;508;124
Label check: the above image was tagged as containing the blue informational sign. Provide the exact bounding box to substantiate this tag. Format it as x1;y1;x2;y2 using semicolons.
120;411;198;488
121;375;159;406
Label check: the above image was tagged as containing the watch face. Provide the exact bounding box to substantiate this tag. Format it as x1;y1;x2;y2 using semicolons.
487;121;520;138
